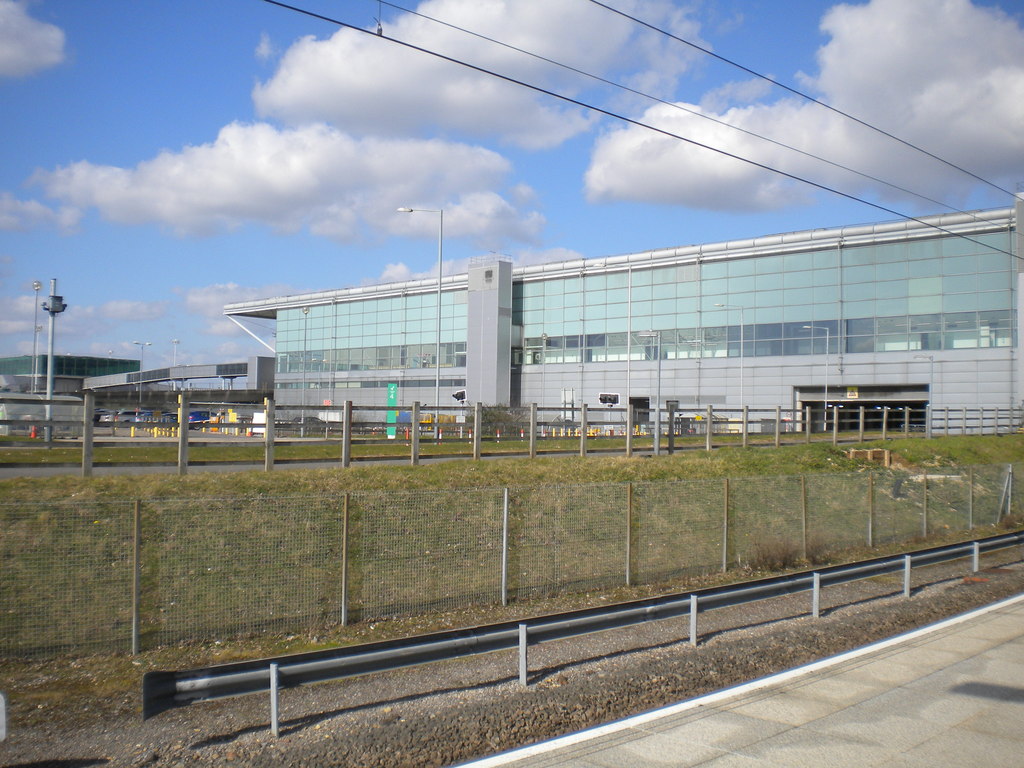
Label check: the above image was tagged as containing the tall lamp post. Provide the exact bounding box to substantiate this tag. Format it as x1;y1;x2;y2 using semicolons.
31;280;42;393
397;206;443;438
914;354;935;438
132;340;151;415
637;330;662;456
715;303;745;408
41;279;67;441
803;325;830;432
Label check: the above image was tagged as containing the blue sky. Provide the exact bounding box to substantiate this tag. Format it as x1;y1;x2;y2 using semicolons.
2;0;1023;368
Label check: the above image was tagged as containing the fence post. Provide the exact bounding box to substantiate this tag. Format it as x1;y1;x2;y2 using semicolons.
867;473;875;548
859;405;865;442
721;477;730;572
882;407;889;441
473;402;482;460
529;403;537;459
968;466;975;529
922;474;929;537
132;499;142;655
1007;464;1014;519
341;493;350;626
579;404;588;457
410;401;420;466
832;405;839;445
264;397;275;472
903;406;910;436
741;405;749;448
774;406;782;448
667;402;676;454
626;404;634;458
804;406;811;443
706;405;714;452
81;390;94;478
625;483;633;587
341;401;352;468
800;475;808;560
177;392;189;476
501;488;510;607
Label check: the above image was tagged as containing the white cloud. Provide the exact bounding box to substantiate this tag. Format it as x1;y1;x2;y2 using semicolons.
255;32;277;62
0;192;79;232
33;121;542;243
253;0;704;149
0;0;64;77
585;0;1024;211
181;282;295;337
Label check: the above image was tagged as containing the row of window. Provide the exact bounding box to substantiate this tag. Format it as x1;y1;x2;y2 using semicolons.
276;342;468;374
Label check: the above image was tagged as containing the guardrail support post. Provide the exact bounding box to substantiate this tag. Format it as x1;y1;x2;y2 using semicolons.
518;623;529;687
689;594;699;647
972;541;980;573
903;554;913;598
270;663;280;737
812;572;821;618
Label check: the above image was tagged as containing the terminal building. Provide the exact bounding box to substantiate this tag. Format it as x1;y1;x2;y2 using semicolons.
225;202;1021;424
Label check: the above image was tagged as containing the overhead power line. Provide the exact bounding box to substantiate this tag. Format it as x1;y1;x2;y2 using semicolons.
584;0;1014;200
259;0;1016;259
373;0;993;224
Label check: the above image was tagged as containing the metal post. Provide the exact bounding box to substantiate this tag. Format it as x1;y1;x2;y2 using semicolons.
580;403;588;457
800;475;808;560
774;406;781;448
705;405;713;452
882;407;889;440
689;594;698;646
410;401;420;466
804;405;811;443
868;473;875;548
501;488;510;607
81;390;94;478
625;483;633;587
812;572;821;618
832;405;839;445
922;474;929;537
341;400;352;468
667;401;676;454
177;392;189;476
721;477;730;572
518;623;529;687
741;405;748;448
972;541;980;573
529;402;537;459
264;397;275;472
132;499;142;655
625;403;634;457
858;405;865;442
341;493;350;626
270;663;280;737
473;401;482;460
903;554;912;598
968;466;975;529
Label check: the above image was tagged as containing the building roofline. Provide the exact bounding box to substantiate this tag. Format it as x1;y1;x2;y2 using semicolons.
225;206;1014;318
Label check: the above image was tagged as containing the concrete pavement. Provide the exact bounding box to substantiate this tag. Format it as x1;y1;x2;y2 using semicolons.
461;593;1024;768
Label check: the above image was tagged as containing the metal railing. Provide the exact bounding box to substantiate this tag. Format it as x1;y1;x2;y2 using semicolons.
142;530;1024;734
1;393;1021;476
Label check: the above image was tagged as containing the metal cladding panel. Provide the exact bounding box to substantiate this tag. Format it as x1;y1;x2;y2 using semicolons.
467;260;512;405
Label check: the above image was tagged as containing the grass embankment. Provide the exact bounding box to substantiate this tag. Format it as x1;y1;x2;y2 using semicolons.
1;435;1022;724
0;433;1021;504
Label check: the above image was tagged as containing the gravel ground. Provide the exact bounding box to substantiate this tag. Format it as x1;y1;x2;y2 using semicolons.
3;553;1023;768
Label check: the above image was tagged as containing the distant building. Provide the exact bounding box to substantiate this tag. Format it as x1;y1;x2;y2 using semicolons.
0;355;138;394
225;202;1021;424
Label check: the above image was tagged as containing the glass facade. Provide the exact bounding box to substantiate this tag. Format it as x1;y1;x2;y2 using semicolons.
275;290;468;377
515;231;1014;364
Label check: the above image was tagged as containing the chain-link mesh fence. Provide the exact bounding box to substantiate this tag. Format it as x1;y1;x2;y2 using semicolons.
1;463;1019;657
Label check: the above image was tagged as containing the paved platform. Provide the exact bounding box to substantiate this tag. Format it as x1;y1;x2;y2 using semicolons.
461;593;1024;768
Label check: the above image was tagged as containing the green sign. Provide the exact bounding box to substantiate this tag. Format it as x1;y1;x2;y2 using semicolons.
386;382;398;439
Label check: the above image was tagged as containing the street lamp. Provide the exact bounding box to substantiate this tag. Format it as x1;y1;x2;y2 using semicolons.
397;206;444;438
637;330;662;456
803;326;830;431
914;354;935;438
714;303;745;408
132;340;151;414
31;280;42;393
